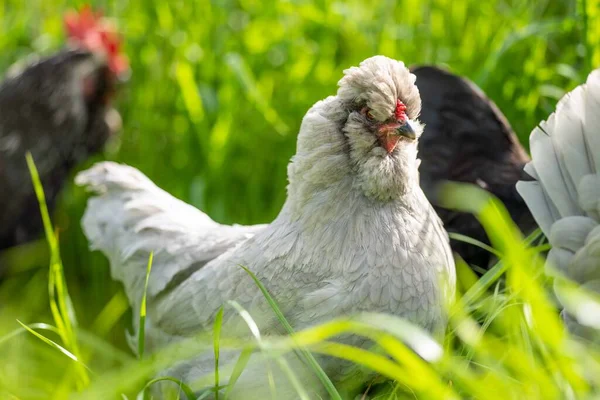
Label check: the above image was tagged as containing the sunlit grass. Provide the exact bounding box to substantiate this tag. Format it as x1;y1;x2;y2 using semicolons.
240;265;341;399
137;252;153;359
24;153;89;390
3;159;600;399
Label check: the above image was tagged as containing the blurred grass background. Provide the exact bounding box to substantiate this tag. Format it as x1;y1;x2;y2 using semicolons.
0;0;599;398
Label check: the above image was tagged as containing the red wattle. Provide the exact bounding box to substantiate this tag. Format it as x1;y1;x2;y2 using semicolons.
380;135;400;153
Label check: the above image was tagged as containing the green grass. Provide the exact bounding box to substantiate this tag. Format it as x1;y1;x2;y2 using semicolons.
138;252;154;359
1;0;600;398
240;265;341;399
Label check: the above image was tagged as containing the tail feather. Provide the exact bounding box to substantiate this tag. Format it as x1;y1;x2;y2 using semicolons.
583;70;600;173
518;69;600;341
515;180;556;235
518;70;600;230
577;174;600;220
529;124;581;217
552;87;593;190
76;162;266;312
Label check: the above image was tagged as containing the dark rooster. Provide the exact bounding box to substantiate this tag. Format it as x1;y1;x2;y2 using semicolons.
412;66;536;272
0;7;128;253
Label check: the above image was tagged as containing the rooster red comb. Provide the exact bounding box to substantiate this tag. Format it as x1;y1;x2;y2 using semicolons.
64;6;129;77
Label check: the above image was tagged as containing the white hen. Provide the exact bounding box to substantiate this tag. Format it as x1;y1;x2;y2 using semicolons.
77;56;456;398
517;68;600;340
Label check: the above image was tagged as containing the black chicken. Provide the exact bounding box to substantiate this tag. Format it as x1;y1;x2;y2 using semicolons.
413;66;536;271
0;7;127;253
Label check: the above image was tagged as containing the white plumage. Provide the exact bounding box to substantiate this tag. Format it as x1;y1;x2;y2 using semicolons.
77;56;456;398
517;69;600;339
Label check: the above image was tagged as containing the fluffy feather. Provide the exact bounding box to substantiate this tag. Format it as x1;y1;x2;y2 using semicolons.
517;69;600;340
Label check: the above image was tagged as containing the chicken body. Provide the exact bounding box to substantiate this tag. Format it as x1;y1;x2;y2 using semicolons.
78;56;455;398
0;49;119;251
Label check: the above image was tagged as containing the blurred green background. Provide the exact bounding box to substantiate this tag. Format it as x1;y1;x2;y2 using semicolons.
0;0;597;397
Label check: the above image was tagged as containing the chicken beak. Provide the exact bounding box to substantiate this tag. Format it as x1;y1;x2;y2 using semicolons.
378;120;416;153
396;121;416;140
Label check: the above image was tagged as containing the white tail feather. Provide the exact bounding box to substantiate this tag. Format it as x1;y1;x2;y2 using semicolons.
583;70;600;173
515;180;557;235
529;125;581;217
518;69;600;339
76;162;265;312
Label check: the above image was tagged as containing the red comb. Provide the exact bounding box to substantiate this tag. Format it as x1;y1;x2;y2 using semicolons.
64;5;129;77
395;99;407;122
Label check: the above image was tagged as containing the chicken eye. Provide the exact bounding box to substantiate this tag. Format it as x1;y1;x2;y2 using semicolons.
359;106;376;121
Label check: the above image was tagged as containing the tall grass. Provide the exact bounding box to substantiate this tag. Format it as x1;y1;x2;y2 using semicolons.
5;177;600;398
0;0;599;399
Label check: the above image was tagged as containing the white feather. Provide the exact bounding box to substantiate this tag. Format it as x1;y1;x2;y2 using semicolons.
545;247;575;277
76;162;266;308
577;174;600;220
518;68;600;340
548;216;597;252
515;180;557;235
583;70;600;173
529;125;580;216
552;88;592;191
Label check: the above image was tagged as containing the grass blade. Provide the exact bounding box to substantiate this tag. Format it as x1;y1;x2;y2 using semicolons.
142;376;196;400
138;252;154;358
226;300;310;400
448;232;502;258
91;291;131;338
0;322;59;346
25;152;89;388
239;265;341;400
224;346;253;399
17;320;90;371
214;306;224;400
311;341;457;400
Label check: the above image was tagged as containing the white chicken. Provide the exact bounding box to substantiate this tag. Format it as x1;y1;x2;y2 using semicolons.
77;56;456;398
